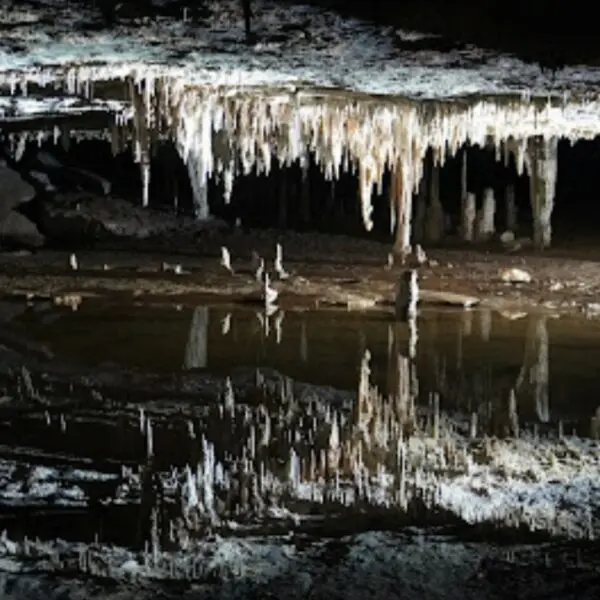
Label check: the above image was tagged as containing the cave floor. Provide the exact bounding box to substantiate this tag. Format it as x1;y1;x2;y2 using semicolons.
2;229;600;316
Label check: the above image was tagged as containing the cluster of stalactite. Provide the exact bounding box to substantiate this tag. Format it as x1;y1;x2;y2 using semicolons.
1;66;595;248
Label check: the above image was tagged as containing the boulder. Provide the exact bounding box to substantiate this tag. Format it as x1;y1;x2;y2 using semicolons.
0;163;36;219
0;210;45;248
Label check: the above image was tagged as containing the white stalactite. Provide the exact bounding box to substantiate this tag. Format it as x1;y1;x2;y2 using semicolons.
0;67;589;242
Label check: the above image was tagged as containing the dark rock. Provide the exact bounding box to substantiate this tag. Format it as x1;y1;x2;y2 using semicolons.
0;210;45;248
0;163;36;220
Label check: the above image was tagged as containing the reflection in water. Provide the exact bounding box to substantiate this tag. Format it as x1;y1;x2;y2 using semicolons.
10;302;600;423
221;312;232;336
183;306;209;370
256;306;285;344
479;308;492;343
516;315;549;423
1;303;600;583
300;319;308;362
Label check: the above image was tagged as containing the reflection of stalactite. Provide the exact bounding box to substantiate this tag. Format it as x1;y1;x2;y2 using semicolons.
462;309;473;337
300;320;308;362
479;308;492;342
508;388;520;438
516;315;549;423
183;307;209;370
590;407;600;439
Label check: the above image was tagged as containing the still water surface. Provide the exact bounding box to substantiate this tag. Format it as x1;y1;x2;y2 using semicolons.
9;300;600;428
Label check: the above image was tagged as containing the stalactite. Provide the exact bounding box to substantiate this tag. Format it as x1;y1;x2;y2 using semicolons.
128;78;151;208
300;159;311;226
4;67;596;242
390;159;406;253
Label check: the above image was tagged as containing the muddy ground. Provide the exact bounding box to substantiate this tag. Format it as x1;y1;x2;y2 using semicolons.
2;228;600;315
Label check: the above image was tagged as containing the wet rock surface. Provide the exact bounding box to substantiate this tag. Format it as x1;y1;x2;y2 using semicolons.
1;218;600;315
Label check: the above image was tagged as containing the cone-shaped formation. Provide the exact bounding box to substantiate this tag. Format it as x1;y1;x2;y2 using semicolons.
2;67;599;247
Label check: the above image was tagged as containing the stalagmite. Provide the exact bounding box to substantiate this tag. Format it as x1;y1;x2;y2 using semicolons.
461;192;476;242
274;243;289;280
477;188;496;241
408;317;418;360
263;273;279;308
425;163;444;242
390;159;408;254
300;160;311;226
526;135;558;249
505;183;517;232
254;257;265;282
220;246;234;275
413;170;427;243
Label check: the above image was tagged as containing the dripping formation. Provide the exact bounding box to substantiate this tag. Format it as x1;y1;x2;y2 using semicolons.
2;68;600;248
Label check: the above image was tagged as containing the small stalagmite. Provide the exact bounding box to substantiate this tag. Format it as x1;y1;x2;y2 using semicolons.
220;246;234;275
